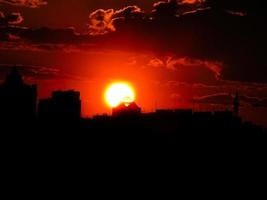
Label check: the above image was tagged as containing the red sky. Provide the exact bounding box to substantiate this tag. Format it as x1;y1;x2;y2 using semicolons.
1;0;267;127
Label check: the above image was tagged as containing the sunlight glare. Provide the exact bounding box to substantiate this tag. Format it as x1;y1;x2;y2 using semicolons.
105;82;135;108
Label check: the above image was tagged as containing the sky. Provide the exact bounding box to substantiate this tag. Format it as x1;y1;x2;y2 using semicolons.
1;0;267;127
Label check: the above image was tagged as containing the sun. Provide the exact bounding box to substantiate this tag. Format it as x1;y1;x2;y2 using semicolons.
105;82;135;108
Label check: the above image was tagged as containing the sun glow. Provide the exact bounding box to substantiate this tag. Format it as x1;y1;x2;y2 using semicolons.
105;82;135;108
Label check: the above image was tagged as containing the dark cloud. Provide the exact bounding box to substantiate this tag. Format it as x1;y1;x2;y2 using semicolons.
0;11;4;18
147;57;222;79
0;25;88;44
193;93;234;105
114;5;144;19
0;11;23;26
20;27;82;43
204;0;267;14
239;95;267;107
0;64;82;81
0;0;47;8
88;5;144;35
1;1;267;83
152;0;178;18
152;0;205;18
193;93;267;108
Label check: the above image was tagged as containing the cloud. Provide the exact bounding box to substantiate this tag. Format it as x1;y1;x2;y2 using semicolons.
0;11;23;26
88;9;115;35
88;6;144;35
225;10;246;17
152;0;178;18
0;25;86;44
148;57;222;79
204;0;267;14
0;0;47;8
114;5;144;19
239;95;267;107
21;27;82;43
181;0;204;4
152;0;205;18
1;1;267;83
193;93;267;108
0;64;83;81
148;58;165;68
193;93;233;105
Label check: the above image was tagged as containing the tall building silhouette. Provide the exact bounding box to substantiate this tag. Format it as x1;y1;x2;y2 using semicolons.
0;67;37;121
38;90;81;121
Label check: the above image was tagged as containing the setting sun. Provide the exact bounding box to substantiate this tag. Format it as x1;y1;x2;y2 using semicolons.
105;82;135;108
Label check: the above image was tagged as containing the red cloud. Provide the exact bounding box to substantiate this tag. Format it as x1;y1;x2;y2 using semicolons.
181;0;205;4
0;0;47;8
88;9;115;35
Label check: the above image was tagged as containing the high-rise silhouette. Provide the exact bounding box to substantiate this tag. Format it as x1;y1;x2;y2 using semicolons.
0;67;37;122
38;90;81;122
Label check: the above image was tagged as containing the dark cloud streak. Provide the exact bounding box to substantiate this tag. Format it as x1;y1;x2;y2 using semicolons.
0;64;84;81
193;93;267;108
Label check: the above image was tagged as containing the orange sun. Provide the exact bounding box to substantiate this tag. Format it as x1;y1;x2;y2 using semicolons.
105;82;135;108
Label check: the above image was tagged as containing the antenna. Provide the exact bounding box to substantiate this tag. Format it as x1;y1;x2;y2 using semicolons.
233;91;240;116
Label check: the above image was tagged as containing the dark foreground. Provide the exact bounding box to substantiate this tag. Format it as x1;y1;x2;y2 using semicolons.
2;112;267;154
1;115;267;196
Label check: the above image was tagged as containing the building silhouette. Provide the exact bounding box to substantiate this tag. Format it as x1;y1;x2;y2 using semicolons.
0;67;37;122
38;90;81;122
0;67;265;145
112;102;141;118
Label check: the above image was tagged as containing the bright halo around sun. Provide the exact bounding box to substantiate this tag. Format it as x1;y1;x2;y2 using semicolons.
105;82;135;108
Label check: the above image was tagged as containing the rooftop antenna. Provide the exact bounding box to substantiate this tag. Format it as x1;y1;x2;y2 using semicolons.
233;91;240;116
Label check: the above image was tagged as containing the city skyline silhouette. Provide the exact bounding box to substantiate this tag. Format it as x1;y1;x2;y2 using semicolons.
1;1;267;189
0;67;244;118
0;67;266;137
